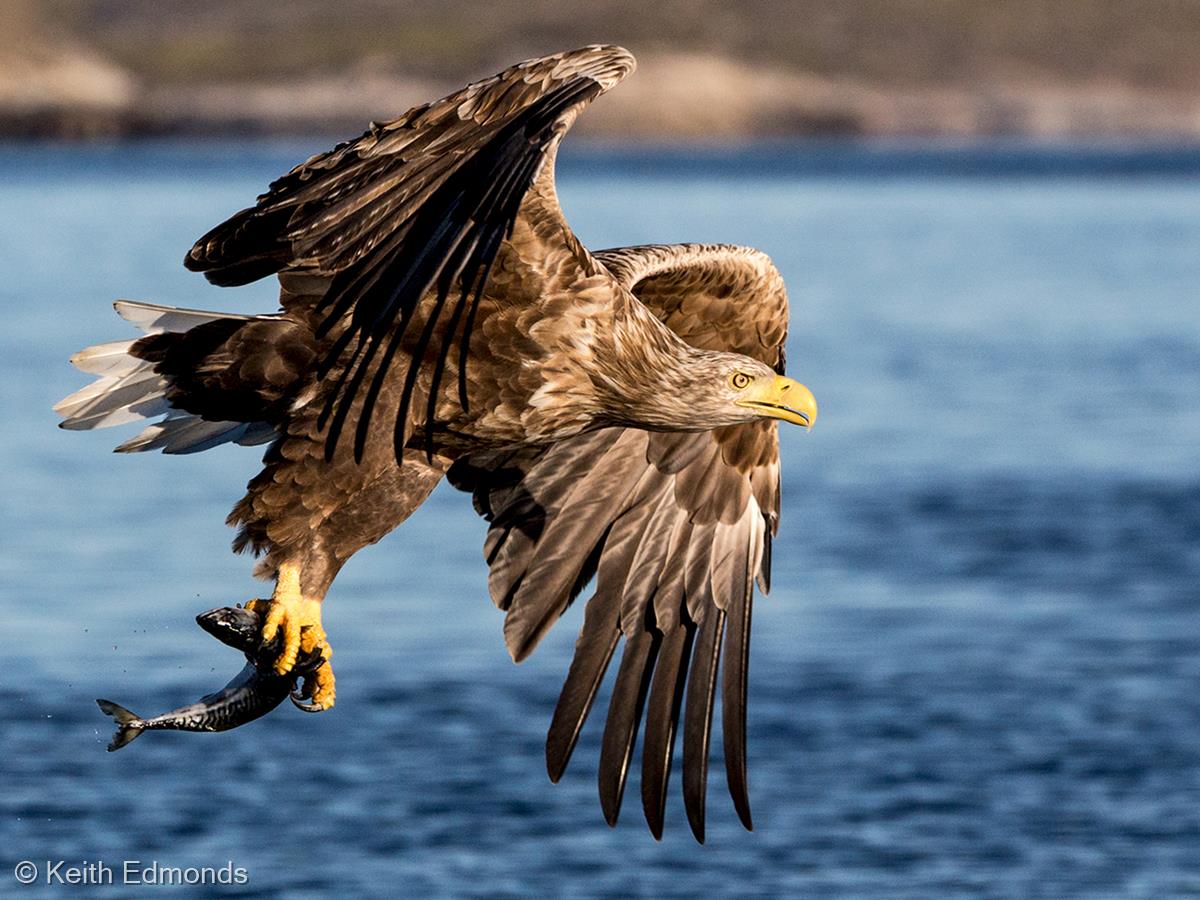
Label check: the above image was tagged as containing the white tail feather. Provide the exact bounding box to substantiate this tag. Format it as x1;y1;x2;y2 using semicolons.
60;395;173;431
113;299;260;334
55;370;164;419
118;416;244;454
117;415;280;454
56;301;280;453
69;339;142;376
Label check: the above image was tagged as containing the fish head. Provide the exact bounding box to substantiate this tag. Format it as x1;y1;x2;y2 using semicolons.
196;606;263;654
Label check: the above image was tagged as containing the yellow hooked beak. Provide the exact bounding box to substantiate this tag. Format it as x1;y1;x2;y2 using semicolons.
735;375;818;430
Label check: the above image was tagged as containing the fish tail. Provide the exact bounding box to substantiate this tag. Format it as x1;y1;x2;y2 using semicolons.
96;699;144;751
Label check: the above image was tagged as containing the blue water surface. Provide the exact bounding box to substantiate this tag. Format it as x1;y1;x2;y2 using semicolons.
1;141;1198;898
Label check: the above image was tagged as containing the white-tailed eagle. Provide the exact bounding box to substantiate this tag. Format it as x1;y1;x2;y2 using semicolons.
56;45;817;841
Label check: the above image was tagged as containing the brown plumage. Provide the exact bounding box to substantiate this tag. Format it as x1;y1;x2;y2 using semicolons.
55;46;816;842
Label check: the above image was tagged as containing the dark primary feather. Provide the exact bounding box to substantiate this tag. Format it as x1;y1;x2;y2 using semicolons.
640;621;693;839
183;46;634;465
722;554;755;831
449;243;789;840
683;606;726;844
546;587;622;783
598;626;659;826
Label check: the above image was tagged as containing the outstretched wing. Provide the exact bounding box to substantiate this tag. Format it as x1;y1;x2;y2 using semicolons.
183;46;635;463
449;244;790;841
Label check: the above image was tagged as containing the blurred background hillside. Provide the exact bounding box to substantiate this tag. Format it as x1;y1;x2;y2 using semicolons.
4;0;1200;139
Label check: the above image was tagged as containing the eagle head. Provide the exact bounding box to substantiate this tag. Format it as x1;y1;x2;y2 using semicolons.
724;361;817;430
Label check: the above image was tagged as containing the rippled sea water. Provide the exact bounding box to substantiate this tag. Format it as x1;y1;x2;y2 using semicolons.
2;142;1198;898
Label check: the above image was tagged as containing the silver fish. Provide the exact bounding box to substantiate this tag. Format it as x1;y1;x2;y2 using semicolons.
96;606;325;751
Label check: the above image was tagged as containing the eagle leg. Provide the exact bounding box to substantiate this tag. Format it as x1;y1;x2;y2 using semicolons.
246;562;336;710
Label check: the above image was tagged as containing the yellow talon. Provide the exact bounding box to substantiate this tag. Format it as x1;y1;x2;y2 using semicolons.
299;621;327;657
298;657;337;710
242;572;336;709
246;566;335;701
300;625;335;708
266;596;323;674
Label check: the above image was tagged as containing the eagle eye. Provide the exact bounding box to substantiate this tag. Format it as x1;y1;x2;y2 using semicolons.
729;371;752;391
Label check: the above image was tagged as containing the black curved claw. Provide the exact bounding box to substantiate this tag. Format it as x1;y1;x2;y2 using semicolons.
289;651;329;713
290;688;326;713
294;649;327;676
